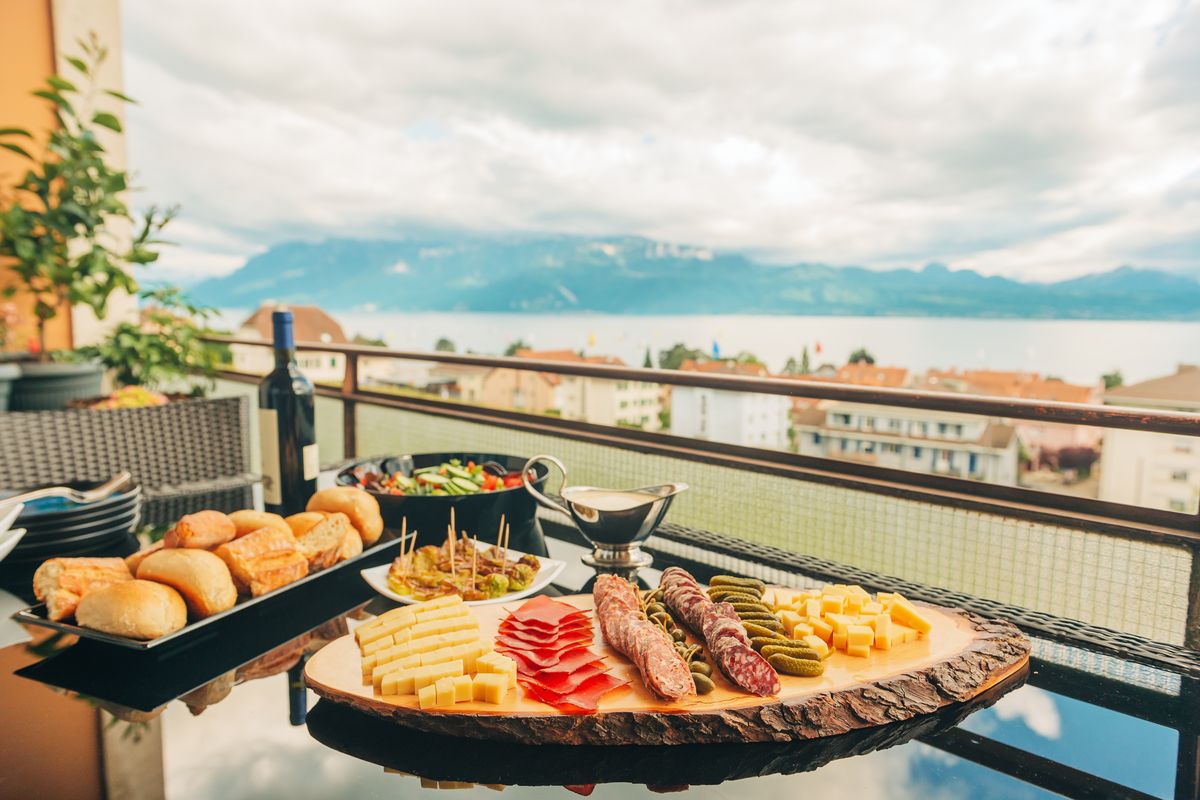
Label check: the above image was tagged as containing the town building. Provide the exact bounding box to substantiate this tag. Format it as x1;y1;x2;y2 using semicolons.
513;350;662;430
670;359;791;448
1098;365;1200;513
232;304;348;383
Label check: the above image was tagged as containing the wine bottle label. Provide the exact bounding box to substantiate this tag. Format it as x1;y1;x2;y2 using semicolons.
259;408;282;506
303;442;320;481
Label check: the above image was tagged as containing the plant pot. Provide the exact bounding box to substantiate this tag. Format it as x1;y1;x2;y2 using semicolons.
10;361;104;411
0;364;19;412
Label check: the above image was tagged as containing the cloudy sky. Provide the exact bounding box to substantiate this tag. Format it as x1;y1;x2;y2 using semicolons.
119;1;1200;283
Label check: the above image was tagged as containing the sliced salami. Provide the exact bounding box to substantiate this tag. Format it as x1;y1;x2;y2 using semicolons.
593;575;694;700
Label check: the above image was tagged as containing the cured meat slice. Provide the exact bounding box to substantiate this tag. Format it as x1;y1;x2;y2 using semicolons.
508;596;590;628
494;629;593;652
496;641;594;668
498;616;592;637
593;575;694;700
502;646;604;676
663;567;780;697
519;672;627;714
517;662;608;695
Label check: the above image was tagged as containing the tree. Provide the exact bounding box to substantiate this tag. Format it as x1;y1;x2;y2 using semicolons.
642;348;653;369
783;356;799;375
434;336;455;352
658;343;705;370
353;333;387;347
733;351;762;365
799;345;811;374
1102;370;1123;390
848;347;875;365
504;338;530;356
0;36;174;359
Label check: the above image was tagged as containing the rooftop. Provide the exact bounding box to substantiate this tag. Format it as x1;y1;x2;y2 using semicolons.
239;303;348;344
1105;364;1200;407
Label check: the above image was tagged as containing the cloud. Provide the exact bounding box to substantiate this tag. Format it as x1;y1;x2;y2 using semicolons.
119;0;1200;282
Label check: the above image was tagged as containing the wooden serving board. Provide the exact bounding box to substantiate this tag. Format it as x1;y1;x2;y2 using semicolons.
305;593;1029;745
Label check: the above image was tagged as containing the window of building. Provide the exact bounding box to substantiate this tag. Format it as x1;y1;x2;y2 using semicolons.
835;414;852;426
1169;499;1187;511
812;433;822;445
912;446;923;458
863;442;875;453
937;423;948;434
1171;469;1189;482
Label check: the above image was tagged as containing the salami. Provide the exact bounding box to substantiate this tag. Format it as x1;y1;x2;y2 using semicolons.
660;567;780;697
593;575;694;700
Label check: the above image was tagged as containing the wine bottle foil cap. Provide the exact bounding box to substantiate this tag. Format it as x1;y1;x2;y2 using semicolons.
272;310;295;348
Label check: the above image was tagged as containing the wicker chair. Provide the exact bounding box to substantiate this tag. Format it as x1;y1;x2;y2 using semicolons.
0;396;258;527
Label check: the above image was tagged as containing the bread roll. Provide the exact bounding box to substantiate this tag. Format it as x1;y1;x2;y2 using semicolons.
228;510;291;539
307;487;383;545
75;580;187;640
296;512;353;571
164;510;236;549
136;548;237;619
125;541;165;573
336;522;363;563
33;557;133;621
284;511;327;538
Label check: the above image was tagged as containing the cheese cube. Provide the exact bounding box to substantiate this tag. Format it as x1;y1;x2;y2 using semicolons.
843;594;864;614
413;660;465;691
415;605;471;625
472;673;508;704
357;605;415;635
862;601;883;615
892;623;919;644
804;599;823;618
381;669;416;696
867;612;891;634
832;632;848;651
873;615;896;650
362;634;394;655
846;643;871;658
417;684;438;709
790;622;814;639
808;616;834;642
826;613;856;635
435;676;456;706
476;653;517;688
885;595;932;634
778;610;804;636
846;624;874;648
452;674;474;703
820;595;845;615
410;616;478;641
410;594;464;613
801;634;830;659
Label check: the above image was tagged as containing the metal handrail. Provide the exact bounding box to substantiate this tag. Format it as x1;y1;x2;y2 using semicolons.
204;335;1200;436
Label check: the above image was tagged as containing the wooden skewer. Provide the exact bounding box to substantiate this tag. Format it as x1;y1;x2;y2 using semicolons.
401;518;408;575
471;535;477;586
502;523;510;569
497;513;506;556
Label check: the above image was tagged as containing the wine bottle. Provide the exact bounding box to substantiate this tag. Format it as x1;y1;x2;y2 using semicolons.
258;309;318;515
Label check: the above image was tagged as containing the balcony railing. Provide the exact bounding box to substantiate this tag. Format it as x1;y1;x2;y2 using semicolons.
205;334;1200;651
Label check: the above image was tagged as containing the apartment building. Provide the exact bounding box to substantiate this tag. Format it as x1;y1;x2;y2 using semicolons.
232;304;348;383
1099;365;1200;513
795;402;1020;484
514;350;662;430
670;360;791;448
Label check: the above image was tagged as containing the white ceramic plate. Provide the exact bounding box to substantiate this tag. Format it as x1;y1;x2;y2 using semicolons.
0;503;23;541
360;542;567;606
0;529;27;564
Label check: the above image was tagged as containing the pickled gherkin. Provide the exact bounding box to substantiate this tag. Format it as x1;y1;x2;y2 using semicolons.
761;644;820;661
709;575;767;592
766;653;825;677
743;621;783;638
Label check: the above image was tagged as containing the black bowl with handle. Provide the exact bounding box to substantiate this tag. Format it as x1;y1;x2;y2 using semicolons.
335;453;552;557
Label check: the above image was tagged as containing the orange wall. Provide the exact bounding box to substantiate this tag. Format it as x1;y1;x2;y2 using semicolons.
0;0;73;353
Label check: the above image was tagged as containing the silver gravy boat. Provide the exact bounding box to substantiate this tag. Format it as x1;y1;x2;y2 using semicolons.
521;454;687;575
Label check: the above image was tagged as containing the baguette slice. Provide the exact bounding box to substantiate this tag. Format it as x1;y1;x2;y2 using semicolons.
33;557;133;621
296;512;352;572
242;551;309;596
215;527;299;592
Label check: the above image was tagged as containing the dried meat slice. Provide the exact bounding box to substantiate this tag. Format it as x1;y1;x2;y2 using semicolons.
495;640;595;666
508;595;591;628
593;575;694;700
519;672;627;714
494;629;593;653
517;662;608;695
502;646;604;676
498;616;592;637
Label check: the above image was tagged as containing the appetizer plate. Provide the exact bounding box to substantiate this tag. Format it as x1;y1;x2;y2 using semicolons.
359;543;566;607
11;536;403;650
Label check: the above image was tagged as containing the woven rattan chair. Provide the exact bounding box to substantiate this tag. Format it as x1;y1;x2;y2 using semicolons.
0;396;258;527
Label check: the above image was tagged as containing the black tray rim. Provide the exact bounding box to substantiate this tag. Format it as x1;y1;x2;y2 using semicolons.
11;535;406;650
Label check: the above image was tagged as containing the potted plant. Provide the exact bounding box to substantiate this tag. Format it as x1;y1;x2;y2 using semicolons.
0;35;173;410
77;286;223;407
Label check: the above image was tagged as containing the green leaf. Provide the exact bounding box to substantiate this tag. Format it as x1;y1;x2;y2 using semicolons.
66;56;89;75
104;89;137;104
91;112;122;133
33;89;72;112
47;76;77;93
0;142;32;159
0;127;32;138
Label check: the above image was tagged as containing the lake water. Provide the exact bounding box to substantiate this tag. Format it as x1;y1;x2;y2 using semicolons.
217;311;1200;386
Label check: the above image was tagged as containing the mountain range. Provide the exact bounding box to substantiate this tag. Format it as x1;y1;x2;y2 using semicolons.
190;235;1200;319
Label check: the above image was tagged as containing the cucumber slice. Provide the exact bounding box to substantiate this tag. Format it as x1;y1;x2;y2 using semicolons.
418;473;449;486
450;476;480;493
445;465;474;481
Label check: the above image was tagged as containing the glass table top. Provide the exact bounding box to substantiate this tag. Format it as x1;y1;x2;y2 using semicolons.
0;537;1195;800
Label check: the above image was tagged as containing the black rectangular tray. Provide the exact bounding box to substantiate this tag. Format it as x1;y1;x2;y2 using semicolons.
11;535;405;650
